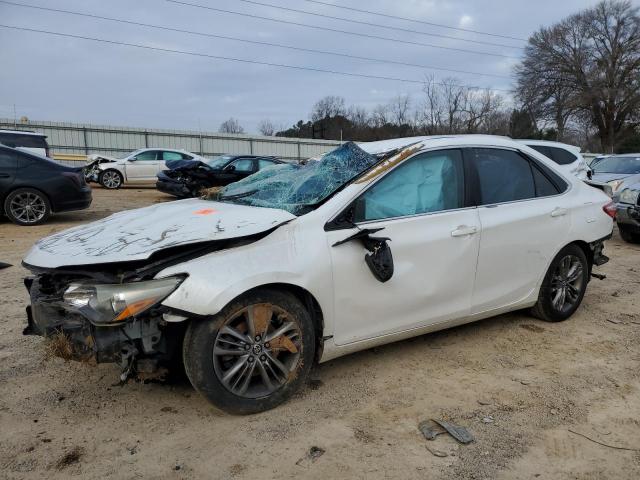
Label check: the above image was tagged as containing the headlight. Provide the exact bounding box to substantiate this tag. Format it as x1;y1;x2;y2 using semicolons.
607;179;624;193
63;276;184;325
619;188;640;205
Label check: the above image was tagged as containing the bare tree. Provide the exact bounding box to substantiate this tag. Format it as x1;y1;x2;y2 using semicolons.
311;95;346;121
389;94;411;125
347;105;369;128
370;104;390;128
516;1;640;152
257;119;275;136
219;118;245;134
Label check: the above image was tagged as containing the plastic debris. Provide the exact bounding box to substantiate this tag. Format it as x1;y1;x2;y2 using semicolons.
419;419;474;444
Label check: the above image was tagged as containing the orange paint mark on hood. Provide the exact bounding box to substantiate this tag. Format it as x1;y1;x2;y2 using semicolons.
194;208;218;215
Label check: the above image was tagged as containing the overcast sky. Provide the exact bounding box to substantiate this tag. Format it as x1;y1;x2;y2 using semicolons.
0;0;619;133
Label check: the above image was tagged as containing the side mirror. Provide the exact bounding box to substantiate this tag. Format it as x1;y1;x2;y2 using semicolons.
224;164;236;172
128;157;137;162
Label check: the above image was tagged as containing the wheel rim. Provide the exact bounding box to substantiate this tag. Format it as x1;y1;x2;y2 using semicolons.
9;191;46;223
102;171;121;188
213;303;302;399
550;254;584;312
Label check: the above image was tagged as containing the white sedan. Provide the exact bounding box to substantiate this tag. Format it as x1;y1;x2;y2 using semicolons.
23;135;614;414
85;148;206;189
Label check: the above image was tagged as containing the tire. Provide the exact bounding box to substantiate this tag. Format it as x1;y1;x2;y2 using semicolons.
4;188;51;226
99;169;124;189
531;244;589;322
183;288;315;414
618;224;640;244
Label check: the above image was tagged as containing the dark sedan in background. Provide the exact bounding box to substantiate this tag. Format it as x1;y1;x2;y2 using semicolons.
156;154;284;198
0;145;92;225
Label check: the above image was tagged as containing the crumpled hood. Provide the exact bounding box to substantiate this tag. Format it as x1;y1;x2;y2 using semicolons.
23;199;296;268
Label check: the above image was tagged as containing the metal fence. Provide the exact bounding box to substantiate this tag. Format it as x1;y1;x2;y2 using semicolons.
0;119;342;163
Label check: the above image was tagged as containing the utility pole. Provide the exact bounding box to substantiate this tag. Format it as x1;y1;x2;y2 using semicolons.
13;104;17;129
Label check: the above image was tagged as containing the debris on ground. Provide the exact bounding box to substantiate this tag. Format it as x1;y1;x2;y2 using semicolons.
0;262;11;270
55;446;84;469
295;446;325;466
568;429;639;451
425;445;448;457
307;379;323;390
43;333;74;361
419;419;474;444
482;416;494;424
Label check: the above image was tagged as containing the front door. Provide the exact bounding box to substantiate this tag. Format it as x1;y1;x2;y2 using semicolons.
0;149;17;195
468;147;571;313
126;150;160;180
325;149;481;345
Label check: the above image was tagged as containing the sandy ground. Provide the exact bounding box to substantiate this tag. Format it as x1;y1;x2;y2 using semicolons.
0;185;639;480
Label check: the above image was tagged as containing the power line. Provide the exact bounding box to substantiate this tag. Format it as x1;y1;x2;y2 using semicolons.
0;0;511;80
232;0;522;50
165;0;521;59
0;24;513;92
299;0;528;42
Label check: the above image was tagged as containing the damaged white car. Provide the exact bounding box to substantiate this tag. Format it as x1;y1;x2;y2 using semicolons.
23;136;614;414
84;148;205;189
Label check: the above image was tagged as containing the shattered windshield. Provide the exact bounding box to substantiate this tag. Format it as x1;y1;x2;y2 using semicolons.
205;155;233;169
216;142;378;215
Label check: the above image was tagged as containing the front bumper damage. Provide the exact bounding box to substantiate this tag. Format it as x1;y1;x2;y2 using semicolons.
23;273;182;381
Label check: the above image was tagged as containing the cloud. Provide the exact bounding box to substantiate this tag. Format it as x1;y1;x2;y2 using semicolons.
459;15;474;27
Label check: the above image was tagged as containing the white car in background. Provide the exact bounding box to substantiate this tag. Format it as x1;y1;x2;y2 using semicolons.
517;140;591;180
23;135;614;414
85;148;206;189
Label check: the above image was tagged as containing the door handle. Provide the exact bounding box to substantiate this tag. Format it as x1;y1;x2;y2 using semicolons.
550;207;568;217
451;225;477;237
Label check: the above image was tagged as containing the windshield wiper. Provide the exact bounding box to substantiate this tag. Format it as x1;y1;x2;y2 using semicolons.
219;189;259;200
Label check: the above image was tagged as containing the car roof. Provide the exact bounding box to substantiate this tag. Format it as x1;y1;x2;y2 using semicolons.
0;129;47;137
359;134;526;155
515;139;581;153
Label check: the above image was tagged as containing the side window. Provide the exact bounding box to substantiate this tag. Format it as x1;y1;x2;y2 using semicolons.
473;148;535;205
258;159;275;170
528;145;554;160
532;165;560;196
547;147;577;165
354;149;464;222
162;151;183;161
181;153;193;160
230;158;255;173
134;150;158;161
0;150;17;170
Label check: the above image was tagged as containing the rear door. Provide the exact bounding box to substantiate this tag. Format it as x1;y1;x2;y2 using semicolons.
469;147;570;313
0;149;18;196
126;150;160;180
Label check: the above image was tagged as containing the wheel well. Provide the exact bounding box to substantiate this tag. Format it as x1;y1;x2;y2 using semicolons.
243;283;325;363
569;240;594;274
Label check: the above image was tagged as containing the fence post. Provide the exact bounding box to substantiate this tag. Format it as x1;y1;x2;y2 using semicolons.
144;130;149;148
82;127;89;155
249;138;254;154
297;141;301;161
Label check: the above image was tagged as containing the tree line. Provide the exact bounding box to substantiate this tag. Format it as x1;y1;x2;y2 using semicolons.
220;0;640;154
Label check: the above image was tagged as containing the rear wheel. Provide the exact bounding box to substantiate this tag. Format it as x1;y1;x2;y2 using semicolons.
4;188;51;226
183;289;315;414
531;244;589;322
99;169;123;189
618;224;640;244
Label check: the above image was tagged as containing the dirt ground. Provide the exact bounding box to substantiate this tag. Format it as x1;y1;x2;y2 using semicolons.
0;185;639;480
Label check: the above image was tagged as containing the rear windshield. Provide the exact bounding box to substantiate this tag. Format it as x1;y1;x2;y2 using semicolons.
0;132;47;149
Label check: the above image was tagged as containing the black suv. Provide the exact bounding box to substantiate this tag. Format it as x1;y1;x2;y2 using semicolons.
0;145;92;225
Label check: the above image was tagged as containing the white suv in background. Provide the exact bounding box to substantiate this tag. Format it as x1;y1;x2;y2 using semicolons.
85;148;206;189
517;140;590;180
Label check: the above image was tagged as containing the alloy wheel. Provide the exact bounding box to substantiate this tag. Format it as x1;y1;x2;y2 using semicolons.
550;254;584;313
9;191;47;224
102;171;122;188
212;303;302;399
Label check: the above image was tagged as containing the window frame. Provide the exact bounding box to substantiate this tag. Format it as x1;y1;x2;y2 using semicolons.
229;157;257;173
466;147;569;208
132;150;160;161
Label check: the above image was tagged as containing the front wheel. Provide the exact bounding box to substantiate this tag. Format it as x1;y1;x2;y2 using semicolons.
531;244;589;322
183;289;315;414
99;169;123;189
